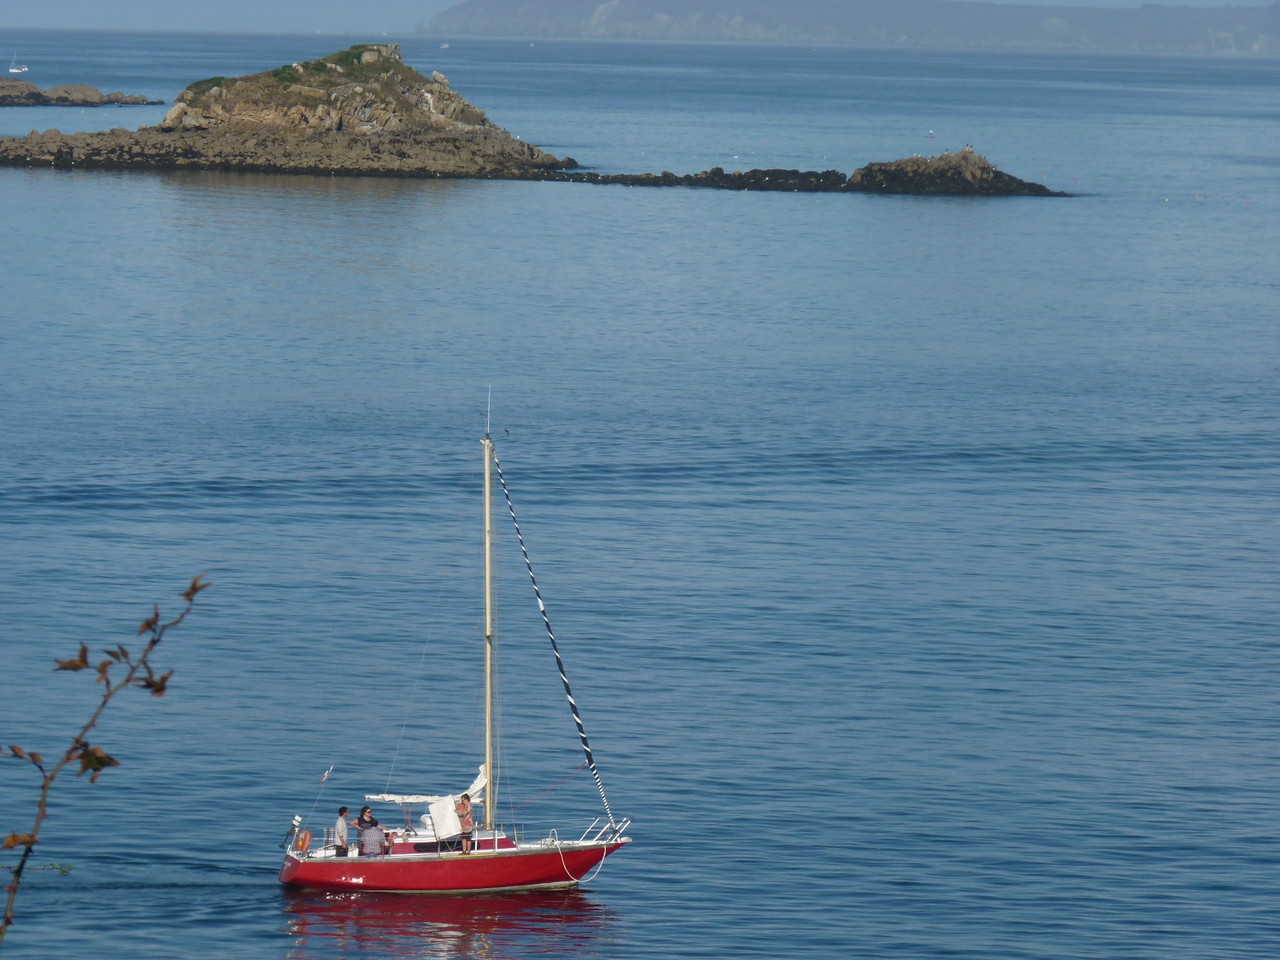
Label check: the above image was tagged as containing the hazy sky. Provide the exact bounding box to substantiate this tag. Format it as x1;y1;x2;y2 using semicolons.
3;1;1271;35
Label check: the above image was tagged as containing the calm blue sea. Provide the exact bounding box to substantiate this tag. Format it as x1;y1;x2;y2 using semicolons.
1;28;1278;960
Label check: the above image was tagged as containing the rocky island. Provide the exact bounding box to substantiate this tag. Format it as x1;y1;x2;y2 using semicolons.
0;44;1066;196
0;44;566;177
0;79;162;107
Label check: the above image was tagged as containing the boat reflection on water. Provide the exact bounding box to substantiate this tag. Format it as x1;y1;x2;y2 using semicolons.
282;887;618;959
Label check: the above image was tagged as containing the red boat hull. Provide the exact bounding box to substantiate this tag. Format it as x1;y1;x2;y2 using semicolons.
279;840;629;893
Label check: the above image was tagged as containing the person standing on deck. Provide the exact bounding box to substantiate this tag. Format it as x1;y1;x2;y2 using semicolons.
333;806;349;856
456;793;474;854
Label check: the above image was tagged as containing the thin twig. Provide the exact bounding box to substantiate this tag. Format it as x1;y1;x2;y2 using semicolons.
1;574;209;947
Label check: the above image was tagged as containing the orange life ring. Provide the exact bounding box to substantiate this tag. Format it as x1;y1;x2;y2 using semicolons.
294;829;311;852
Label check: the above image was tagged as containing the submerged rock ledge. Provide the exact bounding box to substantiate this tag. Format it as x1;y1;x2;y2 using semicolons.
0;79;162;107
524;151;1065;196
0;44;1067;197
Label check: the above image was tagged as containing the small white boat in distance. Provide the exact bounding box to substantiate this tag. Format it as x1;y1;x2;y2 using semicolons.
9;52;29;74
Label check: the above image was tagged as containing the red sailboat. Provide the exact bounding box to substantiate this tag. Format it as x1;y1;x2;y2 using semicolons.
278;433;631;893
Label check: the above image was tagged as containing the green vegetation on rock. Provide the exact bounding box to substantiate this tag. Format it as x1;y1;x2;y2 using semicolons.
184;76;225;97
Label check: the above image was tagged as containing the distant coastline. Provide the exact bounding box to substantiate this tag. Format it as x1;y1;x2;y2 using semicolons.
424;0;1279;57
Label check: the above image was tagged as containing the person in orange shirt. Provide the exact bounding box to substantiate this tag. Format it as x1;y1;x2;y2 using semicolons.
455;793;474;854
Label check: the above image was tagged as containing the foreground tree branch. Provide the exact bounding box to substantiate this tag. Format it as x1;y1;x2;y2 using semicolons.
1;574;210;947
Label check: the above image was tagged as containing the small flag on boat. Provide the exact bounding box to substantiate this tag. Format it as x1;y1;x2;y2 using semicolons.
320;765;333;783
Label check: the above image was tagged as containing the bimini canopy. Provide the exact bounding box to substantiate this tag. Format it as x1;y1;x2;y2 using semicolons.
364;764;486;806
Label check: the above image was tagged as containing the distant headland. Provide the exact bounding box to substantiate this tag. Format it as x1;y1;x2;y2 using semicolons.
0;44;1067;197
425;0;1279;57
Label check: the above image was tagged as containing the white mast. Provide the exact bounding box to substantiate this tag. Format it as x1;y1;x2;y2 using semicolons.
482;433;496;832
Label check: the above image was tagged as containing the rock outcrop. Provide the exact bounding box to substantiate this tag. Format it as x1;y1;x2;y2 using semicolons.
846;147;1063;196
0;44;568;176
0;79;161;106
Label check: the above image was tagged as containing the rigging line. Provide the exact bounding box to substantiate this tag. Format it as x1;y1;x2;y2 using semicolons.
578;845;610;884
507;760;589;813
304;765;336;827
492;623;512;825
548;830;610;885
492;448;617;829
385;612;440;793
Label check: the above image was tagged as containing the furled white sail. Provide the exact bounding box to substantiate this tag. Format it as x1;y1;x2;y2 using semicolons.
363;763;486;806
